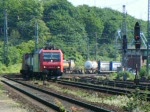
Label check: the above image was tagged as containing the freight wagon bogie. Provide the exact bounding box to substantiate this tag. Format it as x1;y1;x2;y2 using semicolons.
42;69;62;79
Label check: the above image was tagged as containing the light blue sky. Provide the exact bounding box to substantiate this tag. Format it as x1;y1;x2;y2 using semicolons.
67;0;148;21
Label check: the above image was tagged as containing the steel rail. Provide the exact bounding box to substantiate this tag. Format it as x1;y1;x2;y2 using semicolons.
2;76;113;112
57;80;131;95
61;76;150;91
57;80;150;101
2;80;61;111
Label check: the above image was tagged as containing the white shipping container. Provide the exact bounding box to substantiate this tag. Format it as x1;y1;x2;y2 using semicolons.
110;62;121;71
99;61;110;71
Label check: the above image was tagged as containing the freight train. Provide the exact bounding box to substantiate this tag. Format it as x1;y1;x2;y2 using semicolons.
63;60;121;74
20;45;122;79
84;60;121;74
20;46;64;79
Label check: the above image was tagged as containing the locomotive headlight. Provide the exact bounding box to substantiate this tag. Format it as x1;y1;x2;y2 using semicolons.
57;66;60;68
44;66;46;68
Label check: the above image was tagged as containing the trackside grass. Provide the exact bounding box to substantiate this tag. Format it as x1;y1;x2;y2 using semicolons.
32;81;150;112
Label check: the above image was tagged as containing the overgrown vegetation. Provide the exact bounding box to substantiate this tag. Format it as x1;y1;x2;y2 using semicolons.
139;66;147;79
33;81;150;111
124;88;150;112
116;71;135;80
0;63;21;74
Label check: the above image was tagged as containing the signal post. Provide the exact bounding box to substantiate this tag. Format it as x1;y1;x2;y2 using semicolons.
134;22;141;85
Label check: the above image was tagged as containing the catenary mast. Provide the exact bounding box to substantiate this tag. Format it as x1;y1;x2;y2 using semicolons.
147;0;150;75
3;0;8;66
122;5;127;70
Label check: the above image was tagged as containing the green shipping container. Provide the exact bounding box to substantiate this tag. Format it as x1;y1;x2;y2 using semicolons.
33;51;40;72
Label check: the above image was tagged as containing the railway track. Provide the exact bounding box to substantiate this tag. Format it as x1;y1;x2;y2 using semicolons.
97;80;150;90
84;79;150;91
61;75;150;91
56;79;150;101
1;76;113;112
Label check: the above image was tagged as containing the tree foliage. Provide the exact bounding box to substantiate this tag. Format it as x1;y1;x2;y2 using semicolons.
0;0;147;70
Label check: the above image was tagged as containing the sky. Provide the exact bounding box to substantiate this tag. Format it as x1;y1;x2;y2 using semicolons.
67;0;148;21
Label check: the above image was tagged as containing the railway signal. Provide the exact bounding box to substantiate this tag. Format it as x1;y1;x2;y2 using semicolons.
134;22;141;49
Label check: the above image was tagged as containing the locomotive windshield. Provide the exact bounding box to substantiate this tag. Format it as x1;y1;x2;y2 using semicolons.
43;52;60;61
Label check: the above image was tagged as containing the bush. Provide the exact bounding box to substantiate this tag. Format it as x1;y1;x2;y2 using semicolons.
124;88;150;112
0;63;22;74
116;71;135;80
109;73;118;80
139;66;147;78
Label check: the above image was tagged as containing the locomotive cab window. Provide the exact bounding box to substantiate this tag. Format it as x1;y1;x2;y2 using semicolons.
43;52;60;61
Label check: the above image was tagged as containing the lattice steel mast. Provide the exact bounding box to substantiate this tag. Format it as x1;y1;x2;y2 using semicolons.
147;0;150;75
3;1;8;66
122;5;127;70
35;21;38;51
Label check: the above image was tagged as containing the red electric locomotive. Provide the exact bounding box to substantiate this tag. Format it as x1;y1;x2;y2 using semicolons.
20;46;64;79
